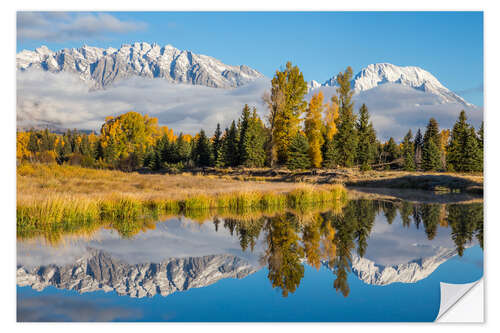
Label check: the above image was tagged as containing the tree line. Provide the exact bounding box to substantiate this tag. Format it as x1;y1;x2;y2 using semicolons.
16;62;483;173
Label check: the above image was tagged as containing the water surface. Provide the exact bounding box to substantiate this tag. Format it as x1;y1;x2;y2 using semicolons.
17;197;483;322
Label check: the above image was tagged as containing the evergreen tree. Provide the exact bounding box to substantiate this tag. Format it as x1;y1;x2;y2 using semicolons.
175;133;192;164
322;136;337;168
478;121;484;153
222;121;240;167
148;134;169;169
333;67;358;167
355;104;376;170
414;128;423;170
287;133;311;170
383;137;400;164
422;118;442;171
421;204;440;240
422;139;441;171
241;109;267;167
155;134;169;163
462;127;482;172
193;129;212;167
212;123;224;167
447;111;468;172
402;130;416;171
478;121;484;171
305;92;325;168
423;118;441;146
447;111;482;172
238;104;252;164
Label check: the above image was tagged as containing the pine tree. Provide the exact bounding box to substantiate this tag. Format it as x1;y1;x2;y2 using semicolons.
402;130;416;171
212;123;224;167
333;67;357;167
462;127;482;172
383;137;400;164
478;121;484;171
287;132;311;170
414;128;423;170
222;121;240;167
423;118;441;146
175;133;192;164
355;104;376;171
422;139;441;171
238;104;252;164
446;111;482;172
305;92;325;168
422;118;442;171
322;135;337;168
193;129;212;167
241;108;267;167
446;111;468;172
265;62;308;166
478;121;484;152
149;133;169;169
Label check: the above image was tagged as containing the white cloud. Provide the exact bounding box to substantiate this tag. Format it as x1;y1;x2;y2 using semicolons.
17;71;483;141
16;70;270;135
17;12;146;42
310;84;483;141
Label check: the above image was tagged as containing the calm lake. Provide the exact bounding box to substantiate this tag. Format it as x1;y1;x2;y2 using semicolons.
17;194;483;322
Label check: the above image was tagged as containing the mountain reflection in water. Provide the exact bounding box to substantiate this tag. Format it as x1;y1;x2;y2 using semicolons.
17;199;483;300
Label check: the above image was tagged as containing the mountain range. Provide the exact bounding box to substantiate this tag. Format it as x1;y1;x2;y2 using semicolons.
17;249;256;298
17;245;460;298
17;42;264;89
16;43;472;106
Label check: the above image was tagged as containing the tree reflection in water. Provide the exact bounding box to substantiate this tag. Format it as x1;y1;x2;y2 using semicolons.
212;200;483;298
17;197;483;299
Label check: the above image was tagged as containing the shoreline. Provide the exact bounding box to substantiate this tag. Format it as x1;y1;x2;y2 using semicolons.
157;167;483;195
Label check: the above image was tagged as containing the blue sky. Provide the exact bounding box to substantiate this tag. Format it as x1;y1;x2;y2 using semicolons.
17;11;483;106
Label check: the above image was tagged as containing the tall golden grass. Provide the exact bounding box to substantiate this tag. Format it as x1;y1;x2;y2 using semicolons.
17;163;347;240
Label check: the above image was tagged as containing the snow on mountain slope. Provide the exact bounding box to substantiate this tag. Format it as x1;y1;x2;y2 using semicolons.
350;246;458;286
316;63;472;107
307;80;321;90
16;42;264;89
321;246;460;286
17;249;257;298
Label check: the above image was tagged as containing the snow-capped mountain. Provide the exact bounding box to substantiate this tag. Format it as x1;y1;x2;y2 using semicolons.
320;246;461;286
348;247;458;286
314;63;472;107
17;249;256;298
16;42;264;89
307;80;322;90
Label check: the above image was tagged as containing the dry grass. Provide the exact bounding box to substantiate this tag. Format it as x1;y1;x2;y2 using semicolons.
17;163;347;232
18;163;345;203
